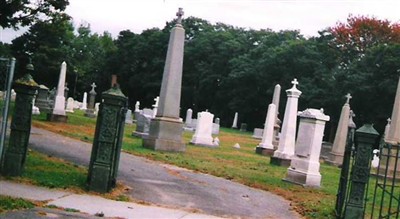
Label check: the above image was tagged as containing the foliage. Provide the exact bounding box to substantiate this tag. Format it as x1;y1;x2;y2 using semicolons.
0;0;69;29
10;13;74;86
0;195;34;213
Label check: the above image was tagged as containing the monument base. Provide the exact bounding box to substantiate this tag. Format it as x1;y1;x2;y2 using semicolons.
142;117;185;152
47;113;68;123
270;156;291;167
325;152;344;167
255;147;274;156
284;167;321;187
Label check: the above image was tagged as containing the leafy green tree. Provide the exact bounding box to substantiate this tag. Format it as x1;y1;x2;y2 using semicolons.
10;13;74;86
0;0;69;29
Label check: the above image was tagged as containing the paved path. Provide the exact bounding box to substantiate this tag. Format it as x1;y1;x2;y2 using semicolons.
0;181;221;219
27;127;300;219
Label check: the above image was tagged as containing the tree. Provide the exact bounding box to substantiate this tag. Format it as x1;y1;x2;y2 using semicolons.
329;15;400;66
10;13;74;86
0;0;69;29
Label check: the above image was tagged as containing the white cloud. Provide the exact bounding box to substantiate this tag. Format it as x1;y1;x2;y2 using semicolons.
1;0;400;43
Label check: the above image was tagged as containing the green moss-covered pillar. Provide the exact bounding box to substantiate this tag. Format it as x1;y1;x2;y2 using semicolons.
1;64;39;176
343;124;379;219
87;85;127;193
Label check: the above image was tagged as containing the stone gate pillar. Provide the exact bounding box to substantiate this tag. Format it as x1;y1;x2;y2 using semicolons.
1;63;39;176
87;85;127;193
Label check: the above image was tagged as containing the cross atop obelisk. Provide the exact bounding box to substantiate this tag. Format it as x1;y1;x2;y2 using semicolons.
176;8;184;25
291;78;299;88
345;93;352;104
90;83;96;92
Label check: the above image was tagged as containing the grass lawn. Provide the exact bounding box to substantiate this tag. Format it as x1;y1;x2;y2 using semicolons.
0;195;35;213
30;110;343;218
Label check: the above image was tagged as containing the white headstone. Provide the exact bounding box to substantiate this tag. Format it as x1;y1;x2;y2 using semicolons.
52;61;67;116
32;99;40;115
190;112;214;146
372;149;380;168
272;79;302;161
232;112;238;128
252;128;263;139
66;97;74;113
384;118;391;141
80;92;87;110
285;108;330;187
185;108;193;127
125;109;133;124
94;102;100;115
135;101;140;112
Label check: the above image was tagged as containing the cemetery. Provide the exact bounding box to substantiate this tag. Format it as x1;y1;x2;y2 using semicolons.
1;2;400;219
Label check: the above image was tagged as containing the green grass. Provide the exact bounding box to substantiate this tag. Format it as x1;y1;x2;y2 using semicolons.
0;195;35;213
21;150;87;189
30;110;343;218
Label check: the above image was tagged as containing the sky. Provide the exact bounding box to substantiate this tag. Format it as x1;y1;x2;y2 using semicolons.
1;0;400;43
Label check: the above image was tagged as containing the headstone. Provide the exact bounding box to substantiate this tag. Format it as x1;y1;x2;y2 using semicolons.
80;92;87;110
73;100;81;109
32;98;40;115
284;108;330;187
233;143;240;149
240;123;247;132
125;109;133;124
252;128;263;139
142;108;154;117
48;87;56;109
143;8;186;152
94;102;100;115
212;117;220;135
256;103;277;155
371;149;380;168
47;61;68;122
213;137;220;146
133;113;152;137
326;93;352;166
232;112;238;129
35;85;51;113
386;76;400;144
66;97;74;113
152;96;159;118
84;83;97;118
190;112;215;147
185;108;193;127
134;101;140;112
271;79;302;166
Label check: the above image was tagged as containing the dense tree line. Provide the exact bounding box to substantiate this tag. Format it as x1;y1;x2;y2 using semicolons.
1;11;400;138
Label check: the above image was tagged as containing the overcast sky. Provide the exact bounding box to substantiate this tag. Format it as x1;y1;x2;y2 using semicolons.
1;0;400;43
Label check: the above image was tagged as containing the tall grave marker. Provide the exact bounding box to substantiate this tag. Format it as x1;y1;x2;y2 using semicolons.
386;76;400;143
143;8;186;152
47;61;67;122
271;79;301;166
327;93;352;166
